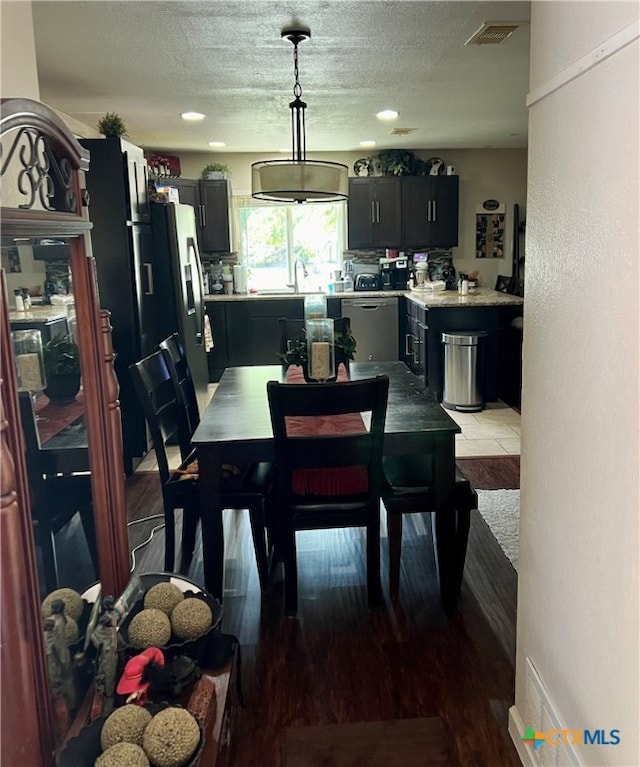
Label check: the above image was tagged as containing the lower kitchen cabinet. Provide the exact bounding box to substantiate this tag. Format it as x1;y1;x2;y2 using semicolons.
497;306;523;408
425;306;499;403
403;299;427;381
206;302;229;381
206;297;345;380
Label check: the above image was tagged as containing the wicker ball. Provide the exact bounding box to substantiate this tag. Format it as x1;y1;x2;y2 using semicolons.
127;609;171;649
95;742;150;767
142;707;200;767
100;704;153;750
143;583;184;616
41;588;84;622
170;598;212;642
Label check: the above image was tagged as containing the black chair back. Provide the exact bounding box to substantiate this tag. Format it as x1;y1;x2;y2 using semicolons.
18;391;96;593
267;376;388;500
159;333;200;438
129;350;193;485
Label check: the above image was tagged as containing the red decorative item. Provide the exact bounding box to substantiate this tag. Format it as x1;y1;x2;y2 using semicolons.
117;647;165;704
146;153;182;178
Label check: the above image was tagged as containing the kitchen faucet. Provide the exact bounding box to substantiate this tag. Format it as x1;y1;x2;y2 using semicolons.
289;258;308;293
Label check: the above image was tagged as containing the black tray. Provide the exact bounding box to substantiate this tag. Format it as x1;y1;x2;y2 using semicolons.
118;573;222;665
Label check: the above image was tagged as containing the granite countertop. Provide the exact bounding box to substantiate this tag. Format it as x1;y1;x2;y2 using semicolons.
8;306;71;322
204;287;523;308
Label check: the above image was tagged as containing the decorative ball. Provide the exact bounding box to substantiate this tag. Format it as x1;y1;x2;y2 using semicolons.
127;609;171;649
95;742;150;767
170;598;212;642
142;707;200;767
42;588;84;622
100;704;153;750
143;583;184;616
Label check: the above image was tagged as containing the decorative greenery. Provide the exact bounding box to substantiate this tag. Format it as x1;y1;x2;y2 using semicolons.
202;162;230;177
353;149;428;177
97;112;128;138
279;327;357;367
43;334;80;378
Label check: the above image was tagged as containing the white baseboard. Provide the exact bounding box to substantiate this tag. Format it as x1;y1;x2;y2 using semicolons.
509;705;536;766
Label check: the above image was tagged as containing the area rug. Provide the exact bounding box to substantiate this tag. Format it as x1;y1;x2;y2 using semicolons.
283;716;453;767
477;489;520;570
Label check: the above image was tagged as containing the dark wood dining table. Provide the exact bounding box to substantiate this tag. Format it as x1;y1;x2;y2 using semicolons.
191;361;462;606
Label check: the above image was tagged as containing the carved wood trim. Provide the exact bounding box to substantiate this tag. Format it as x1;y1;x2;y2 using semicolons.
1;275;55;766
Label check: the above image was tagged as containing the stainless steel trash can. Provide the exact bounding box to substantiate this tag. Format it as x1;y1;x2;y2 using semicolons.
442;330;488;412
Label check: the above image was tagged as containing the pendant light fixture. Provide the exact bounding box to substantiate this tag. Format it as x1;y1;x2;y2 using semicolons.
251;27;349;204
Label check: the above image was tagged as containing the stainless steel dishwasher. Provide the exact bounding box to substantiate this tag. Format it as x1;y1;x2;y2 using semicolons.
342;297;398;361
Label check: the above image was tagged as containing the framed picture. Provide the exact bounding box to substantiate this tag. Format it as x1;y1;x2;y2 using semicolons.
476;201;505;259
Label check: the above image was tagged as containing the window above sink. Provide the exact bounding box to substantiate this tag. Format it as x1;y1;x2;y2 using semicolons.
235;196;345;293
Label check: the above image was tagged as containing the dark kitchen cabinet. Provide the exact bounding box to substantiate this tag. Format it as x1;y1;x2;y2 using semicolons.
227;299;305;367
402;176;459;248
158;177;233;254
347;177;402;249
404;299;427;382
205;301;229;381
199;180;232;253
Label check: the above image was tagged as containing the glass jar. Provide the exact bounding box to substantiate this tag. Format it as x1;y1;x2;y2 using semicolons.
304;294;327;321
306;318;335;382
11;329;46;393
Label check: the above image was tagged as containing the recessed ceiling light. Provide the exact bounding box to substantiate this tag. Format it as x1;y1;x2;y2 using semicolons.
359;140;376;148
181;112;205;121
208;141;226;147
376;110;398;121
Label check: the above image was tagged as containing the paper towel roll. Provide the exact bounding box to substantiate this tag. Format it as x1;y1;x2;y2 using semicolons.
233;264;248;294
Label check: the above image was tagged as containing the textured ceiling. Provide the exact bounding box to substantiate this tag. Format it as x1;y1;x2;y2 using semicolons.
31;0;531;154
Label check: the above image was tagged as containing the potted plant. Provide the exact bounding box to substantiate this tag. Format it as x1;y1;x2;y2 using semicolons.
96;112;128;138
280;327;357;381
43;333;81;405
202;162;230;180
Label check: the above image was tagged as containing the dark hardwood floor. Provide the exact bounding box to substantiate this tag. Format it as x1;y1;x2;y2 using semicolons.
125;456;520;766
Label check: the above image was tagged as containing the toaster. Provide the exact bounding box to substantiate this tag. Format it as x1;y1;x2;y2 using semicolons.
354;273;380;291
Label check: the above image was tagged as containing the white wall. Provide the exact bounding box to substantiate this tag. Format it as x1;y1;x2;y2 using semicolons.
512;2;639;765
159;147;527;287
1;0;40;99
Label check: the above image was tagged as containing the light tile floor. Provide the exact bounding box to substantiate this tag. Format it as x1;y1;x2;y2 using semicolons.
450;401;521;457
135;390;520;473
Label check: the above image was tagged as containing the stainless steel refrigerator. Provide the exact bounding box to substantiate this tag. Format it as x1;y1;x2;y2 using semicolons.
150;202;210;417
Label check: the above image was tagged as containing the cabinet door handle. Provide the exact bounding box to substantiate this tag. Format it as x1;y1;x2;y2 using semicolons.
405;333;413;357
432;200;437;221
201;204;207;228
371;201;376;224
144;263;154;295
413;336;421;364
428;200;432;222
376;201;380;223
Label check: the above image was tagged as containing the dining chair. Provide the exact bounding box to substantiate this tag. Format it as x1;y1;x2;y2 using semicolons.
159;333;200;438
381;454;477;604
129;350;272;585
279;316;352;373
18;391;98;595
267;375;389;616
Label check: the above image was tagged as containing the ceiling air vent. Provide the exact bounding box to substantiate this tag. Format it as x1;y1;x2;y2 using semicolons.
388;128;416;137
465;22;523;46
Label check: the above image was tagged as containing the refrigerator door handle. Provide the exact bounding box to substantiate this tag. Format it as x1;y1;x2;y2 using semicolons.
143;262;154;295
188;236;205;345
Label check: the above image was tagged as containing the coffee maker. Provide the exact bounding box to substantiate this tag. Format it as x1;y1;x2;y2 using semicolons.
379;257;409;290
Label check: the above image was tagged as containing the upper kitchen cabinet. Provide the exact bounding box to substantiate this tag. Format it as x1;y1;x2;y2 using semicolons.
402;176;459;248
199;179;233;253
156;177;233;254
347;177;402;249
